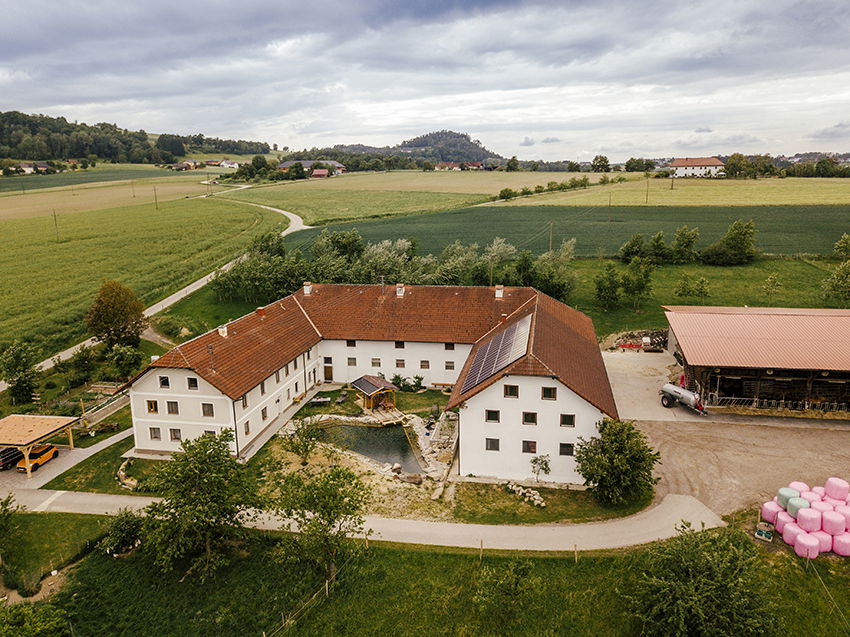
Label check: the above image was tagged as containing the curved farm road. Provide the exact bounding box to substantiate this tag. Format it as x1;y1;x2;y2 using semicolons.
0;186;310;393
7;487;722;551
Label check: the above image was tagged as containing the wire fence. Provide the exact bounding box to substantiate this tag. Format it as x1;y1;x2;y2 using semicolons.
707;395;849;413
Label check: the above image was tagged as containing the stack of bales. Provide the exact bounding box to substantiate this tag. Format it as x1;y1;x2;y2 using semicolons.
761;477;850;559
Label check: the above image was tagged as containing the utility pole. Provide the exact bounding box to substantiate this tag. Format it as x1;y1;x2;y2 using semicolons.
670;177;675;190
153;185;159;210
52;209;59;242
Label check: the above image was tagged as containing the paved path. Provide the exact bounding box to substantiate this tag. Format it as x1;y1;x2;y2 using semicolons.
0;186;310;393
5;487;723;551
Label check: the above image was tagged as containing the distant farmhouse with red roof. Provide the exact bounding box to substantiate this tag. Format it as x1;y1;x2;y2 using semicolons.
669;156;725;178
435;161;484;171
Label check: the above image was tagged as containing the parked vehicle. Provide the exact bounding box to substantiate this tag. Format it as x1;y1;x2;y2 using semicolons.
659;383;707;415
0;446;24;470
16;444;59;473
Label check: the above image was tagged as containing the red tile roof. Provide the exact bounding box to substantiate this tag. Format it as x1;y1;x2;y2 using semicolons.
669;157;724;167
447;293;618;418
665;305;850;371
133;285;616;415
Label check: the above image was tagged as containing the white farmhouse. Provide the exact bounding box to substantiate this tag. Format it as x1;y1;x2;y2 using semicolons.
127;283;617;483
669;156;725;177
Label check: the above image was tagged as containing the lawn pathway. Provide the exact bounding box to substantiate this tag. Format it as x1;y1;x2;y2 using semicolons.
0;184;311;393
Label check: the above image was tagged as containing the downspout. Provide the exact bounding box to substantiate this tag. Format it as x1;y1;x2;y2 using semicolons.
302;351;309;391
231;400;240;458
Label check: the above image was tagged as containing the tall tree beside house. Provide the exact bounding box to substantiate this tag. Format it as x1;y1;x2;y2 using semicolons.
0;341;38;404
273;466;370;582
142;430;259;582
574;419;660;506
85;280;147;349
591;154;610;172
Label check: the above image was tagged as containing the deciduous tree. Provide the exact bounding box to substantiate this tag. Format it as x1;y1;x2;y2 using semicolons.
107;345;144;380
85;280;147;348
620;257;654;310
594;263;621;310
530;454;551;482
505;156;520;172
822;260;850;307
834;232;850;261
0;341;38;404
574;419;660;506
281;418;321;465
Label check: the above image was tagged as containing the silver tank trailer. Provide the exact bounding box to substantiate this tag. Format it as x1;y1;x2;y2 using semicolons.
659;383;706;414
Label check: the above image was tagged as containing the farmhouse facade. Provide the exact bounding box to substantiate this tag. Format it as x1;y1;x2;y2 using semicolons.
669;156;725;177
127;284;617;483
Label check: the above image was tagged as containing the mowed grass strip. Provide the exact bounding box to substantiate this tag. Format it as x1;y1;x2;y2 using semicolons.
0;197;286;355
283;204;849;257
225;186;489;225
500;176;850;206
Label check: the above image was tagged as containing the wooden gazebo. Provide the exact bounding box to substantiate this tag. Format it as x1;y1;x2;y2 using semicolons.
0;414;79;478
351;375;398;410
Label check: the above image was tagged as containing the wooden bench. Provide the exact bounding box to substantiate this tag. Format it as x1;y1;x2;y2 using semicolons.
432;383;454;391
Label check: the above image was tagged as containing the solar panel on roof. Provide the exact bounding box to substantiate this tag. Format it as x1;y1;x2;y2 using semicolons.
460;314;532;394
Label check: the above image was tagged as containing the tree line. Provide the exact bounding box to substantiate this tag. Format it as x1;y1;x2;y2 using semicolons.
0;111;268;164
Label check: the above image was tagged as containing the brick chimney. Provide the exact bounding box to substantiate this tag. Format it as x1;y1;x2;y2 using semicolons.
256;307;266;319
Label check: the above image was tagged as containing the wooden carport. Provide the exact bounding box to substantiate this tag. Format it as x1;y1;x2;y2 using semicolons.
0;414;78;478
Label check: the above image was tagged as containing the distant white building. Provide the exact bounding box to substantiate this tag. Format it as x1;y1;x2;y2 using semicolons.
219;159;240;169
126;284;617;483
669;157;725;177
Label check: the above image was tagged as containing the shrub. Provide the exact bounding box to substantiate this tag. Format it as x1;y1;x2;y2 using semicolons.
498;188;516;200
98;508;143;555
700;219;757;266
0;602;68;635
618;234;647;263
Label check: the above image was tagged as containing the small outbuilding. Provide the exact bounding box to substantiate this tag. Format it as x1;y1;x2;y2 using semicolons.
351;375;398;410
0;414;79;477
665;306;850;411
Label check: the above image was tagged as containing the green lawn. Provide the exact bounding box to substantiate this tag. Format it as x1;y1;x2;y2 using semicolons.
394;389;449;416
223;186;489;225
283;203;849;257
0;197;286;356
3;512;109;595
42;434;162;496
153;285;259;343
49;516;850;636
452;482;651;525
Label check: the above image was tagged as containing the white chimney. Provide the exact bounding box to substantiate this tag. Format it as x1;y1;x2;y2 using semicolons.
217;325;228;338
495;285;504;299
396;283;405;297
150;355;160;362
303;281;312;295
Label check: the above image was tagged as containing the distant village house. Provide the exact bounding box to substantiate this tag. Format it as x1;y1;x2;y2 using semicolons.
669;156;725;177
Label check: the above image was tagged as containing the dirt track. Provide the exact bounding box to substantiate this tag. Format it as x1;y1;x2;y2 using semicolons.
638;420;850;515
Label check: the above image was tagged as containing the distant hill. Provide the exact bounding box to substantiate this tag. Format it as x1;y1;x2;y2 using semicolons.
332;130;503;163
0;111;269;163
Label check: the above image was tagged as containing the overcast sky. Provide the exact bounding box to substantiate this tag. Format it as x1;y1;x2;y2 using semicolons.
2;0;850;161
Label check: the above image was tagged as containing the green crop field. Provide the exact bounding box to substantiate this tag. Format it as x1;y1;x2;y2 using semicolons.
501;176;850;207
0;164;223;194
0;197;287;355
282;204;849;257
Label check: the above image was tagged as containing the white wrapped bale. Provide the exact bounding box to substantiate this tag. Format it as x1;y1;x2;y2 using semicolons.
778;487;799;508
794;533;820;559
822;510;846;536
787;497;810;519
797;508;822;533
825;477;850;501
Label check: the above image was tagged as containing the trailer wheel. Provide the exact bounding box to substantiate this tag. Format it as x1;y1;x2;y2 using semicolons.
660;394;674;408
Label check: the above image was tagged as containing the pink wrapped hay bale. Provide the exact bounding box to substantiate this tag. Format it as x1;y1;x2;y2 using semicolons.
824;496;846;508
761;501;783;524
823;510;847;536
794;533;820;559
811;501;834;514
812;486;826;497
777;487;799;508
811;530;833;553
775;511;794;533
789;481;810;493
783;522;804;546
825;477;850;501
833;533;850;557
787;497;810;518
835;505;850;530
800;491;821;504
797;508;822;533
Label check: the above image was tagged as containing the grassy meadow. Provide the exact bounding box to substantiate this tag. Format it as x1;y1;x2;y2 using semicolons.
0;164;216;193
500;175;850;207
0;197;286;355
282;203;849;257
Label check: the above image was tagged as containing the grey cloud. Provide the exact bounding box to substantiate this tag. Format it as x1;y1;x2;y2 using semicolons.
694;127;713;133
519;137;536;146
810;122;850;140
541;137;561;143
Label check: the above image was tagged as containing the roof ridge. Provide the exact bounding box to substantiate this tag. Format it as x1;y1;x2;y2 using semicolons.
471;293;539;345
293;295;322;338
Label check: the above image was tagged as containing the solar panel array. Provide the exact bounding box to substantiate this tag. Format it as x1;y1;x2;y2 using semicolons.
460;314;532;394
